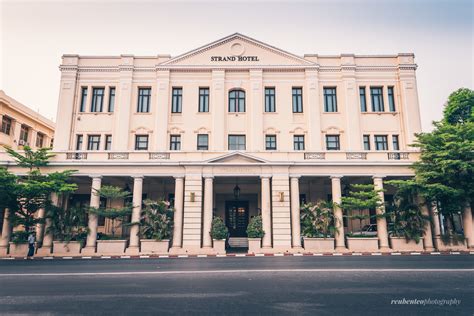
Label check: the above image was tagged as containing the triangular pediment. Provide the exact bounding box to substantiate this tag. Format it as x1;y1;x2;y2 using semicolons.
160;33;314;67
207;152;267;164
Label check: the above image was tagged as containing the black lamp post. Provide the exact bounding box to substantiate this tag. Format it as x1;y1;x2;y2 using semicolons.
233;178;240;200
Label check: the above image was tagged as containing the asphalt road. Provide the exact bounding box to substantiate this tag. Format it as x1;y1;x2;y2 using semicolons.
0;255;472;315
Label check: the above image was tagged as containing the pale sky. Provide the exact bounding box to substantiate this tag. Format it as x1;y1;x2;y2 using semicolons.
1;0;472;131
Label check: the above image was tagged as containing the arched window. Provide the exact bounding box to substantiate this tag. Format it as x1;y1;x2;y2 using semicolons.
229;90;245;112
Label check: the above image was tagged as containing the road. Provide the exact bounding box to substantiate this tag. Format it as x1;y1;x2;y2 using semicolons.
0;255;472;315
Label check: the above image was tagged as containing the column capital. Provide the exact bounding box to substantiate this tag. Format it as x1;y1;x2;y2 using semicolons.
203;175;214;179
132;175;144;180
289;174;301;179
330;175;343;180
89;175;102;180
372;175;386;180
260;174;272;179
173;175;185;180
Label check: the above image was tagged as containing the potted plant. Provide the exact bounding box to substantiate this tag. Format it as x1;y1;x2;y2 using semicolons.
8;231;30;257
342;184;384;252
88;185;132;255
246;215;264;254
300;201;337;252
210;216;228;255
138;199;173;254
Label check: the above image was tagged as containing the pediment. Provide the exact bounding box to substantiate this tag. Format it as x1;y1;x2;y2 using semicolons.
207;152;267;164
160;33;314;67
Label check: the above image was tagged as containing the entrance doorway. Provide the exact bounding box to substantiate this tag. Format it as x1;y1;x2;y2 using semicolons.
225;201;249;237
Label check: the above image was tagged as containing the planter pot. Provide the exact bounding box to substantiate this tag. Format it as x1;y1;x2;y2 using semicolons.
434;237;467;251
389;237;424;252
346;237;379;252
52;241;82;255
140;239;170;255
213;239;226;255
247;238;262;254
96;240;127;255
8;242;29;257
303;237;335;252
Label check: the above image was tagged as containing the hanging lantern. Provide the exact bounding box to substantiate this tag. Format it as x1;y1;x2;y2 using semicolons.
233;184;240;200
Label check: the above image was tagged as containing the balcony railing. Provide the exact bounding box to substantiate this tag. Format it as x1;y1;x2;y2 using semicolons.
387;152;410;160
108;152;129;160
66;152;88;160
304;152;326;160
149;152;170;160
346;152;367;160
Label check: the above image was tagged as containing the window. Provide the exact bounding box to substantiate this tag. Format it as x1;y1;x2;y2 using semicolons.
324;87;337;112
359;87;367;112
371;87;384;112
79;87;88;112
198;88;209;112
137;88;151;113
76;135;83;150
105;135;112;150
374;135;388;150
0;116;12;135
363;135;371;150
229;90;245;112
392;135;400;150
171;87;183;113
292;87;303;113
108;87;115;112
19;125;29;143
135;135;149;150
293;135;305;151
265;87;276;112
265;135;277;150
87;135;101;150
326;135;340;150
170;135;181;150
197;134;209;150
91;87;104;112
50;138;54;148
228;135;246;150
36;133;44;148
388;86;396;112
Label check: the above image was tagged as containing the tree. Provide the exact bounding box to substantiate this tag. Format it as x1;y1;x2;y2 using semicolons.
138;199;173;241
88;185;132;238
46;205;88;243
246;215;264;238
300;201;339;238
341;184;384;233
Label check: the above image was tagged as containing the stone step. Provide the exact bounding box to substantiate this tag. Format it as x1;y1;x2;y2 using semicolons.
228;237;248;248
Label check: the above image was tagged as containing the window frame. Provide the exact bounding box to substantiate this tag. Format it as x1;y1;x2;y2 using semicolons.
228;90;246;113
370;87;385;112
228;135;246;150
0;116;12;135
108;87;116;112
79;87;88;113
135;135;149;151
35;133;44;148
265;134;277;150
388;86;396;112
104;135;112;151
137;87;151;113
198;87;210;113
90;87;105;112
292;87;303;113
323;87;338;112
326;134;341;151
363;134;371;150
170;134;181;151
392;135;400;150
19;125;29;143
264;87;276;112
197;134;209;150
171;87;183;113
76;134;83;151
293;135;305;151
87;135;101;151
374;135;388;151
359;86;367;112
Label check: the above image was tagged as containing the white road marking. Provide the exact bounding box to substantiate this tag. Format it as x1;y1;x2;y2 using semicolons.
100;256;111;259
178;255;188;258
139;255;150;258
120;256;130;259
43;257;54;259
197;255;207;258
81;257;92;259
293;253;303;256
0;268;472;277
430;252;441;255
159;255;169;258
450;252;461;255
371;253;382;256
410;252;421;255
62;257;73;259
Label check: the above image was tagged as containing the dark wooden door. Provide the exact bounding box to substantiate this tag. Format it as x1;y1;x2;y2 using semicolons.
225;201;249;237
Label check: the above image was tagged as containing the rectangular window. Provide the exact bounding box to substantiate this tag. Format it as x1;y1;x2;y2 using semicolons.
371;87;384;112
388;86;396;112
91;87;104;112
324;87;338;112
392;135;400;150
19;125;29;143
135;135;149;150
170;135;181;150
363;135;371;150
197;134;209;150
137;88;151;113
198;88;209;112
76;135;83;151
108;87;116;112
292;87;303;113
104;135;112;150
359;87;367;112
228;135;246;150
87;135;101;150
293;135;305;151
171;87;183;113
0;116;12;135
79;87;88;112
265;135;277;150
35;133;44;148
374;135;388;150
326;135;340;150
265;87;276;112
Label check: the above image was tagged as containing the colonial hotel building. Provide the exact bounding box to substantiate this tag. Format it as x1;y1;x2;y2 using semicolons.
3;33;468;256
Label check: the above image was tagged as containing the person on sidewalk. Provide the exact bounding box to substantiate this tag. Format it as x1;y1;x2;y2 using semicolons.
26;232;35;259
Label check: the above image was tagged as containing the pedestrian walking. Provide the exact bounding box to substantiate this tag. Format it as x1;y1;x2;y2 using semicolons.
27;232;35;259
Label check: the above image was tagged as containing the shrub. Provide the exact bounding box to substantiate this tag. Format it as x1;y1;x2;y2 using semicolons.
246;215;264;238
210;217;228;240
300;201;339;238
139;199;173;241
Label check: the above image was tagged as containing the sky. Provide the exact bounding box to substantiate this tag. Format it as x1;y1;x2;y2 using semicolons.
0;0;472;131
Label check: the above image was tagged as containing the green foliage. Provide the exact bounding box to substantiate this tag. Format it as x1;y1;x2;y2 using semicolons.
246;215;264;238
46;204;88;243
210;216;228;240
10;231;30;244
300;201;339;238
138;199;174;241
0;167;18;212
4;146;54;171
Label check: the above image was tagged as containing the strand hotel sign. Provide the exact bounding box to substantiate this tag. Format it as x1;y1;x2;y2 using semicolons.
211;56;260;62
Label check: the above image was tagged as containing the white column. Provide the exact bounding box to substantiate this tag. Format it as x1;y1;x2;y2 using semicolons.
290;176;302;248
155;70;170;151
171;177;184;249
305;69;322;150
83;176;102;254
202;176;214;248
462;205;474;249
35;208;46;243
113;55;134;151
419;197;434;251
261;176;272;248
36;193;58;255
373;176;389;250
212;70;225;151
331;176;345;250
0;209;11;256
127;176;143;254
